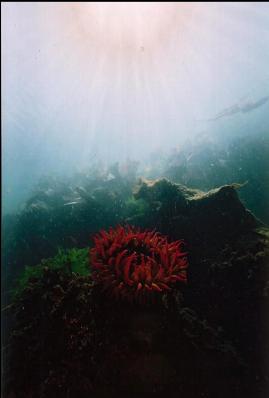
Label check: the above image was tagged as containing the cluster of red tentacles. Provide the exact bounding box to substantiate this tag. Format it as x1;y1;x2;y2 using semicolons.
90;225;188;302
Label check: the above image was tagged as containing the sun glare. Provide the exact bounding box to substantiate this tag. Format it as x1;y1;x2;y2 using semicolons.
73;2;183;50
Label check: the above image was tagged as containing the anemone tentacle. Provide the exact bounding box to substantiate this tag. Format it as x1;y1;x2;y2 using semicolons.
90;225;188;302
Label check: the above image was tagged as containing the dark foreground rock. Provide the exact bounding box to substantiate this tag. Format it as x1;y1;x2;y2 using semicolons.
5;270;248;398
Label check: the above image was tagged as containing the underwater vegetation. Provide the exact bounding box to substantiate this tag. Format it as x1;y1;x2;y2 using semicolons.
13;247;89;298
91;225;188;302
2;165;140;306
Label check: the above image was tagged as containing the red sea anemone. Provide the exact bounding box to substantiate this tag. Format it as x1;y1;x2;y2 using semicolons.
90;225;188;302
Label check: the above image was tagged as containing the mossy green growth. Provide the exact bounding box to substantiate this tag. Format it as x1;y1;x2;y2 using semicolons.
124;197;149;218
14;247;90;298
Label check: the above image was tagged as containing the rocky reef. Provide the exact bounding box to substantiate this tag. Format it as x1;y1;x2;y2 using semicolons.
3;179;269;398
